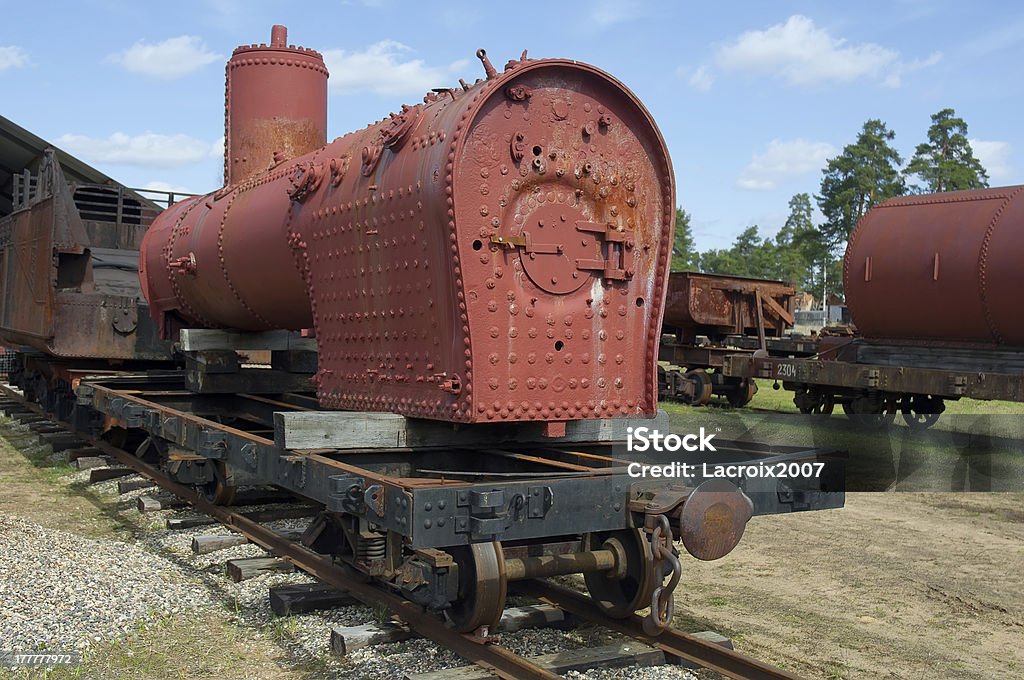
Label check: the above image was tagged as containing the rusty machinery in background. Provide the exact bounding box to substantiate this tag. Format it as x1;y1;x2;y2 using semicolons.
0;126;181;417
139;26;675;431
656;272;818;407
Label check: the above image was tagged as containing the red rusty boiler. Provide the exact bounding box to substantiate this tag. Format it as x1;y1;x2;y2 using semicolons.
844;185;1024;345
140;27;675;424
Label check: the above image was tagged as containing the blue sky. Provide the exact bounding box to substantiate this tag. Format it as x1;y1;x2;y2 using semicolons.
2;0;1021;250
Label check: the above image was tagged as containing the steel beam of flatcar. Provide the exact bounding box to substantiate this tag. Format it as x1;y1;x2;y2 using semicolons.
725;354;1024;402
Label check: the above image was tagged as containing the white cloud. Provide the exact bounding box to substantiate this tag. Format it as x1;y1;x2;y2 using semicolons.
323;41;466;96
107;36;220;79
880;51;942;88
0;46;29;71
589;0;644;28
737;138;837;191
969;139;1013;181
685;65;713;92
716;15;940;88
55;132;221;168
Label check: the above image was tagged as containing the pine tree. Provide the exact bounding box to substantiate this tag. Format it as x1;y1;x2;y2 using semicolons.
671;208;699;271
817;119;905;247
905;108;989;192
777;193;820;289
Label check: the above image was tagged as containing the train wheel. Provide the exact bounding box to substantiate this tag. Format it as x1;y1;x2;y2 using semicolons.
133;436;165;463
683;369;713;406
583;529;656;618
901;395;943;431
796;390;834;415
726;380;757;408
446;542;507;633
843;396;896;428
201;461;237;506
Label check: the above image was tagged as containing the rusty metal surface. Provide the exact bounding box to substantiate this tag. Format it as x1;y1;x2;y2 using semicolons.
677;479;753;561
845;185;1024;345
0;199;55;343
0;151;173;360
141;28;675;424
662;272;794;342
225;26;328;185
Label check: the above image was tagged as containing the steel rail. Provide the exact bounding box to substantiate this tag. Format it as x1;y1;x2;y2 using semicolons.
0;386;558;680
515;579;806;680
89;440;561;680
2;385;807;680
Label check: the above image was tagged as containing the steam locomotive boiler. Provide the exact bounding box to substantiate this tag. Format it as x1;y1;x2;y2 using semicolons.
140;26;674;429
0;27;843;637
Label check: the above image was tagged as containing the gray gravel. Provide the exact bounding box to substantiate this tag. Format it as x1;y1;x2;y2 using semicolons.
0;420;700;679
0;514;212;652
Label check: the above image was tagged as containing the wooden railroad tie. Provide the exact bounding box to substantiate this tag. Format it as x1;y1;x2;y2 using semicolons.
88;467;137;483
73;456;112;471
191;534;250;554
65;447;104;462
192;529;303;554
39;433;86;451
28;422;64;434
331;605;572;658
118;477;156;494
269;583;358;616
226;556;294;582
137;494;188;513
406;640;663;679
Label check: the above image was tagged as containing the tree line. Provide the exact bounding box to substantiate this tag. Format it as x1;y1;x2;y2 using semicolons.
672;108;991;299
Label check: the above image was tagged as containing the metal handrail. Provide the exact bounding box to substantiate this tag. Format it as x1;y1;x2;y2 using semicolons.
13;171;198;226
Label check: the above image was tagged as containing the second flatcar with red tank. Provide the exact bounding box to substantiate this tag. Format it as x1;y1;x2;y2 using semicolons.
724;185;1024;428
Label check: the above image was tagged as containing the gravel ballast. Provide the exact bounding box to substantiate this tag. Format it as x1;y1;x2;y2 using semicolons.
0;513;211;652
0;419;699;679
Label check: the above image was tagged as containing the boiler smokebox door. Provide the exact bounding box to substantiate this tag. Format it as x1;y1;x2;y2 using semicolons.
518;204;600;295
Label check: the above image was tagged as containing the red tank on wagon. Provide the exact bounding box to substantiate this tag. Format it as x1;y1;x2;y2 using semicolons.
140;27;675;426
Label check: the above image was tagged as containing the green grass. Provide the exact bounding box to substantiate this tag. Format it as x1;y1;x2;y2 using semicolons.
713;378;1024;416
661;380;1024;491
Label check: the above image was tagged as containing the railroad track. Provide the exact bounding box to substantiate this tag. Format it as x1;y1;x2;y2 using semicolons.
0;384;806;680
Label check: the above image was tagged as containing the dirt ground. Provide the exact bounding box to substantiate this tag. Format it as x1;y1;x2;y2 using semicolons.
0;423;308;680
2;419;1021;679
676;492;1024;679
0;430;124;539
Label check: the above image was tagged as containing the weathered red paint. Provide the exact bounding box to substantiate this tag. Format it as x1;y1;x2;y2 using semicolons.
224;26;328;186
845;186;1024;345
662;272;794;342
140;29;675;424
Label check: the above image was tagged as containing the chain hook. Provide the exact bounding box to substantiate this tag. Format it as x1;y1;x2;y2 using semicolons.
642;514;681;636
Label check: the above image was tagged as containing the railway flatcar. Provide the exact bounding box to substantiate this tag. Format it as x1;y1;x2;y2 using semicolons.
724;186;1024;428
1;27;844;636
657;271;818;407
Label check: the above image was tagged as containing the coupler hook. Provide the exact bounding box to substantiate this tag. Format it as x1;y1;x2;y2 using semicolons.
643;513;681;636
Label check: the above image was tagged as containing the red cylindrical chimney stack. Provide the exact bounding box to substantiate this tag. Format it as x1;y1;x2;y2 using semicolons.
224;25;328;185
